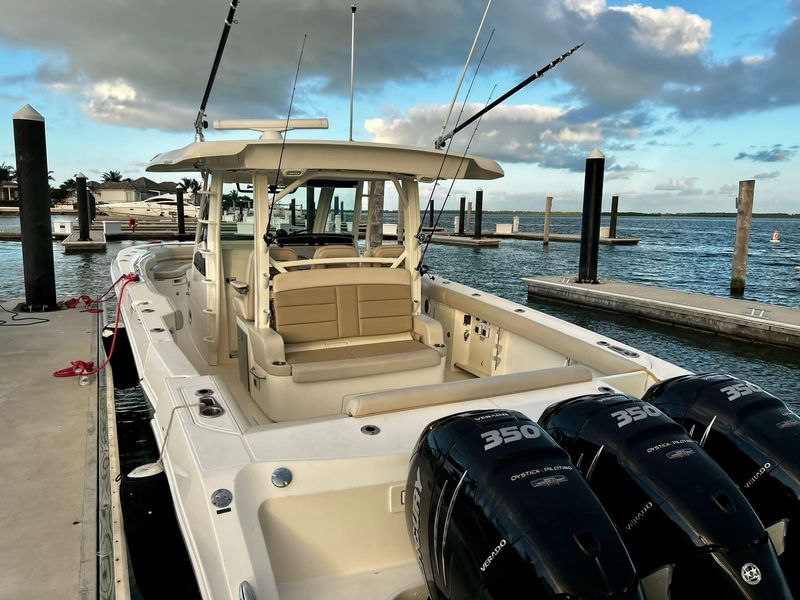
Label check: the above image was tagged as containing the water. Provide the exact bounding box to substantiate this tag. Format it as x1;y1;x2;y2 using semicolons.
1;213;799;470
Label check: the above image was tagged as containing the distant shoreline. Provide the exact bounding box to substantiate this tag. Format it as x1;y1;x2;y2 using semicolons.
409;210;800;218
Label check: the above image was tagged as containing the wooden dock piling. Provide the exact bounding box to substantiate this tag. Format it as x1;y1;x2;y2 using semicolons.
731;180;755;297
609;195;619;239
13;104;58;311
458;196;466;235
474;189;483;240
543;196;553;246
306;186;315;230
577;149;605;283
175;183;187;238
76;173;90;241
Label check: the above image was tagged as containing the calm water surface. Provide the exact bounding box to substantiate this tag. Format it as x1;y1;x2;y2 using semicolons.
1;213;798;470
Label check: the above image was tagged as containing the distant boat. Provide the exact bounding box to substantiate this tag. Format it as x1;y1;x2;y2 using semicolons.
100;193;198;220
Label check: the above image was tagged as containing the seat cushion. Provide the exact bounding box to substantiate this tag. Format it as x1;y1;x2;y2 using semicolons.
273;268;413;343
285;340;442;383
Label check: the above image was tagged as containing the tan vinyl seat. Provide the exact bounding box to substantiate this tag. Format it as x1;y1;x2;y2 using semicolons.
312;245;358;268
269;268;442;383
369;244;405;267
345;366;593;416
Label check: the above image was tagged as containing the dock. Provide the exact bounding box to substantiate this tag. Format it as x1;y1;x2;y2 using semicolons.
63;229;107;253
0;302;128;598
523;277;800;349
492;231;640;245
431;234;501;247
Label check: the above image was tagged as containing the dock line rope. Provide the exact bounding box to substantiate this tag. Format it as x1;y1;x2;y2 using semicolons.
63;273;132;313
53;274;139;379
0;303;50;326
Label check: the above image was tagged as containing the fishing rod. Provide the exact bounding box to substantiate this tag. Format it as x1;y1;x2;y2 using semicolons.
417;84;497;274
194;0;242;142
265;34;308;241
434;43;583;149
437;0;492;145
417;28;495;238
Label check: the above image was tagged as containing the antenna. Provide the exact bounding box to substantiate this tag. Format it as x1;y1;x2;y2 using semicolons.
265;34;308;239
435;43;584;148
436;0;492;149
349;4;358;141
194;0;242;142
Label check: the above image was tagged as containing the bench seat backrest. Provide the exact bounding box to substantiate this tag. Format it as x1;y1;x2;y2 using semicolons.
272;268;413;343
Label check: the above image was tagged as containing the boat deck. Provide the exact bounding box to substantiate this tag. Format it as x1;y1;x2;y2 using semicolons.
0;302;99;597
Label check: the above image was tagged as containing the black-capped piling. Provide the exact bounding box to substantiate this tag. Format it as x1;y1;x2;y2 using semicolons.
13;104;57;310
577;149;605;283
76;173;90;241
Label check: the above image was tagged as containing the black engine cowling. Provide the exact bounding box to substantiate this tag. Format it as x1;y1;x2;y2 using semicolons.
406;409;644;599
539;393;791;599
644;373;800;592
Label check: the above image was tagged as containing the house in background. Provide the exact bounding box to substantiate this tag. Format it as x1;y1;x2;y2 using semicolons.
1;182;18;204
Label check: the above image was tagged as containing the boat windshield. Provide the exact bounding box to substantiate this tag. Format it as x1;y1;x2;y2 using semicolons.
221;179;367;242
272;182;358;236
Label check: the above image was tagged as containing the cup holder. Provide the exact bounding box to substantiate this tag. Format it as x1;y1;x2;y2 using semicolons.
199;396;224;418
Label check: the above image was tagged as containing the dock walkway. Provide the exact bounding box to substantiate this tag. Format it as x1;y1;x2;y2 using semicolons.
523;277;800;349
0;303;100;598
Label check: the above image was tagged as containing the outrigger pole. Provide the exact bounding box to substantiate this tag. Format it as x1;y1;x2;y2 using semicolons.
434;42;583;149
194;0;242;142
437;0;492;148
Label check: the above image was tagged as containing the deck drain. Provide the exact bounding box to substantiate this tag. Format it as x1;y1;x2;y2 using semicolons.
271;467;293;488
361;424;381;435
210;489;233;508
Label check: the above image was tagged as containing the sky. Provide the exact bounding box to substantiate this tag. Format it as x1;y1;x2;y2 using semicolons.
1;0;798;213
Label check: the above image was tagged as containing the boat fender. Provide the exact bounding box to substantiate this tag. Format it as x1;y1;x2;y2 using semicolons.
101;322;140;389
120;462;202;599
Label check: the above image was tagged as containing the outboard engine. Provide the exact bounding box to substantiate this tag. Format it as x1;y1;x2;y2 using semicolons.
644;373;800;592
539;393;791;600
406;409;644;599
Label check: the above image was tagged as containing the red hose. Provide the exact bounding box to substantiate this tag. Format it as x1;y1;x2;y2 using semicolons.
53;274;139;378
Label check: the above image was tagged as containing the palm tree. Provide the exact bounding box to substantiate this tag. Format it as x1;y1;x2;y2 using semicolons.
0;163;16;203
101;170;123;183
0;162;16;183
181;177;201;193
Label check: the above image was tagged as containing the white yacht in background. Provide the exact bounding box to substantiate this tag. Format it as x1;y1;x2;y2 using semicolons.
101;193;199;220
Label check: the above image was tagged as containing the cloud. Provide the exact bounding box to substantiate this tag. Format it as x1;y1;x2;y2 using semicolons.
365;102;614;170
607;4;710;54
606;161;653;180
654;177;702;195
718;183;738;195
735;145;796;162
0;0;794;135
753;170;780;180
